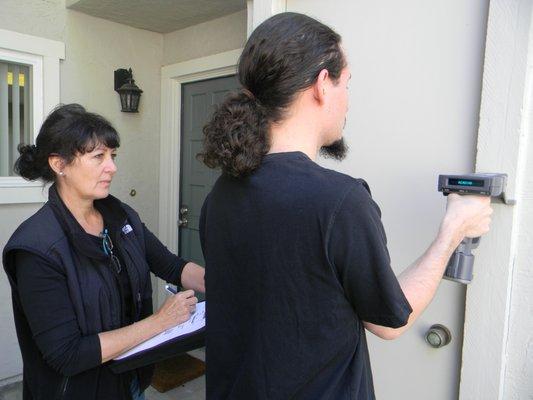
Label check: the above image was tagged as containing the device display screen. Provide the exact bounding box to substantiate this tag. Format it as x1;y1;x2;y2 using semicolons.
448;178;484;187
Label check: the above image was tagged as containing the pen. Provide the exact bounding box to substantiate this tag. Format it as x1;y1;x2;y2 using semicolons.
165;284;177;295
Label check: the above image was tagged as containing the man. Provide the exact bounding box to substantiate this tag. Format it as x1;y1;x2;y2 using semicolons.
199;12;492;399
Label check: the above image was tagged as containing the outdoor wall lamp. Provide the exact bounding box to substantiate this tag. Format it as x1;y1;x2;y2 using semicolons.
114;68;143;113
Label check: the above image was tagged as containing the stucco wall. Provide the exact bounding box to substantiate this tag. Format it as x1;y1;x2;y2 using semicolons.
162;9;247;66
0;203;42;382
61;10;163;231
0;0;66;42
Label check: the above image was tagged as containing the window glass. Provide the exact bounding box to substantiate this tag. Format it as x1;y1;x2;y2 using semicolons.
0;60;32;176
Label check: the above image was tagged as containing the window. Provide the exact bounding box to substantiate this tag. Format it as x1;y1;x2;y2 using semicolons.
0;60;32;176
0;28;64;204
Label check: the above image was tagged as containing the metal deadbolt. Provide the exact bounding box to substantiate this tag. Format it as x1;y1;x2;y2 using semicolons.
425;324;452;348
178;205;188;228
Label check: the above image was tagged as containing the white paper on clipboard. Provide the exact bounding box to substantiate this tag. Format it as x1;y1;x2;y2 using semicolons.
114;301;206;360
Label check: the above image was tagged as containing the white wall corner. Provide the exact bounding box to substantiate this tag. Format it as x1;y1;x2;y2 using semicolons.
65;0;81;7
247;1;254;37
460;0;533;399
247;0;287;36
0;29;65;60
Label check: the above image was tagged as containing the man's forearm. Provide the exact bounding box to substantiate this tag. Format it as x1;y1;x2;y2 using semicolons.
364;217;464;339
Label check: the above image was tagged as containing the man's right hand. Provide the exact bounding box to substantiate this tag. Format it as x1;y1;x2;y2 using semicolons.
365;193;493;341
365;192;493;340
443;193;493;240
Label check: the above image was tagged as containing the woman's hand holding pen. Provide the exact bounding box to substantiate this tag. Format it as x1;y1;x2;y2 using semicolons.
98;289;197;363
155;289;198;330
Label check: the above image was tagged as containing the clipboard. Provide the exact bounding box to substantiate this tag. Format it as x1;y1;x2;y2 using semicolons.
109;328;205;374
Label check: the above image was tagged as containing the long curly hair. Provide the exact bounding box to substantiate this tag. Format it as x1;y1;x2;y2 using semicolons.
198;12;346;178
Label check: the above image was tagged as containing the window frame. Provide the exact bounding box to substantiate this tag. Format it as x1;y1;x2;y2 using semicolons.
0;28;64;204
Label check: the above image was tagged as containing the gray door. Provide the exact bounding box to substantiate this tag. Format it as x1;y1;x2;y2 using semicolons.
179;75;240;265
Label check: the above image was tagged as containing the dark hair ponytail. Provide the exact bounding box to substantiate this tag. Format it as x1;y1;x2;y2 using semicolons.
200;91;269;177
14;103;120;183
14;144;44;181
199;12;346;178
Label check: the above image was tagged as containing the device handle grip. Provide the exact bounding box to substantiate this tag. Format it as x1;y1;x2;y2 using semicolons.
444;237;481;284
459;236;481;250
444;252;475;284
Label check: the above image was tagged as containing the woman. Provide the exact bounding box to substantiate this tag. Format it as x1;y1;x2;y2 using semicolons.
2;104;205;400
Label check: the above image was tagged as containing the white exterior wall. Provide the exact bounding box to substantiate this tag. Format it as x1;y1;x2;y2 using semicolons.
162;10;247;66
60;10;163;232
504;127;533;399
502;112;533;399
462;1;533;398
0;203;41;382
0;0;66;42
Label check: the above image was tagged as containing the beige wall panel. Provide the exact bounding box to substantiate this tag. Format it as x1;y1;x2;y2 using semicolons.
0;0;66;42
504;141;533;398
0;203;41;381
163;10;246;66
61;10;163;232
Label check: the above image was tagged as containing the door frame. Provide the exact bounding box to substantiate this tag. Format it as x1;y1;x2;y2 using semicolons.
460;0;532;398
157;49;241;304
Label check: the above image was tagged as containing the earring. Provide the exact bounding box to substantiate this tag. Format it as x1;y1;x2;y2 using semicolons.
59;171;64;176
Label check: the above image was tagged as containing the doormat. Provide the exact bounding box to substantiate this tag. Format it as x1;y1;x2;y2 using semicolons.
150;353;205;393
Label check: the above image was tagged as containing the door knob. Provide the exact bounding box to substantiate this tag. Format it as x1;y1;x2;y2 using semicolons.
425;324;452;348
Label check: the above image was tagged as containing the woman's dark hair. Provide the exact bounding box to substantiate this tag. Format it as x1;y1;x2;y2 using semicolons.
199;12;346;178
14;103;120;182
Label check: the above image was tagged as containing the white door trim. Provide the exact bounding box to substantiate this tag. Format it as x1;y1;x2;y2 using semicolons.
460;0;532;398
157;49;241;304
246;0;287;34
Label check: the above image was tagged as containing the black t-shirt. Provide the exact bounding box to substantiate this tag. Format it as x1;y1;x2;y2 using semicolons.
200;151;412;400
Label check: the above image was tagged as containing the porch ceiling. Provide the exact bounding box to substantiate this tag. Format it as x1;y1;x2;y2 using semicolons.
66;0;247;33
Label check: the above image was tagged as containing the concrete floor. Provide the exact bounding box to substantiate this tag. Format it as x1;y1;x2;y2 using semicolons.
0;350;206;400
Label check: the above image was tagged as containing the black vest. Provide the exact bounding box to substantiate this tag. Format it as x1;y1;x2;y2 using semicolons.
3;185;154;400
